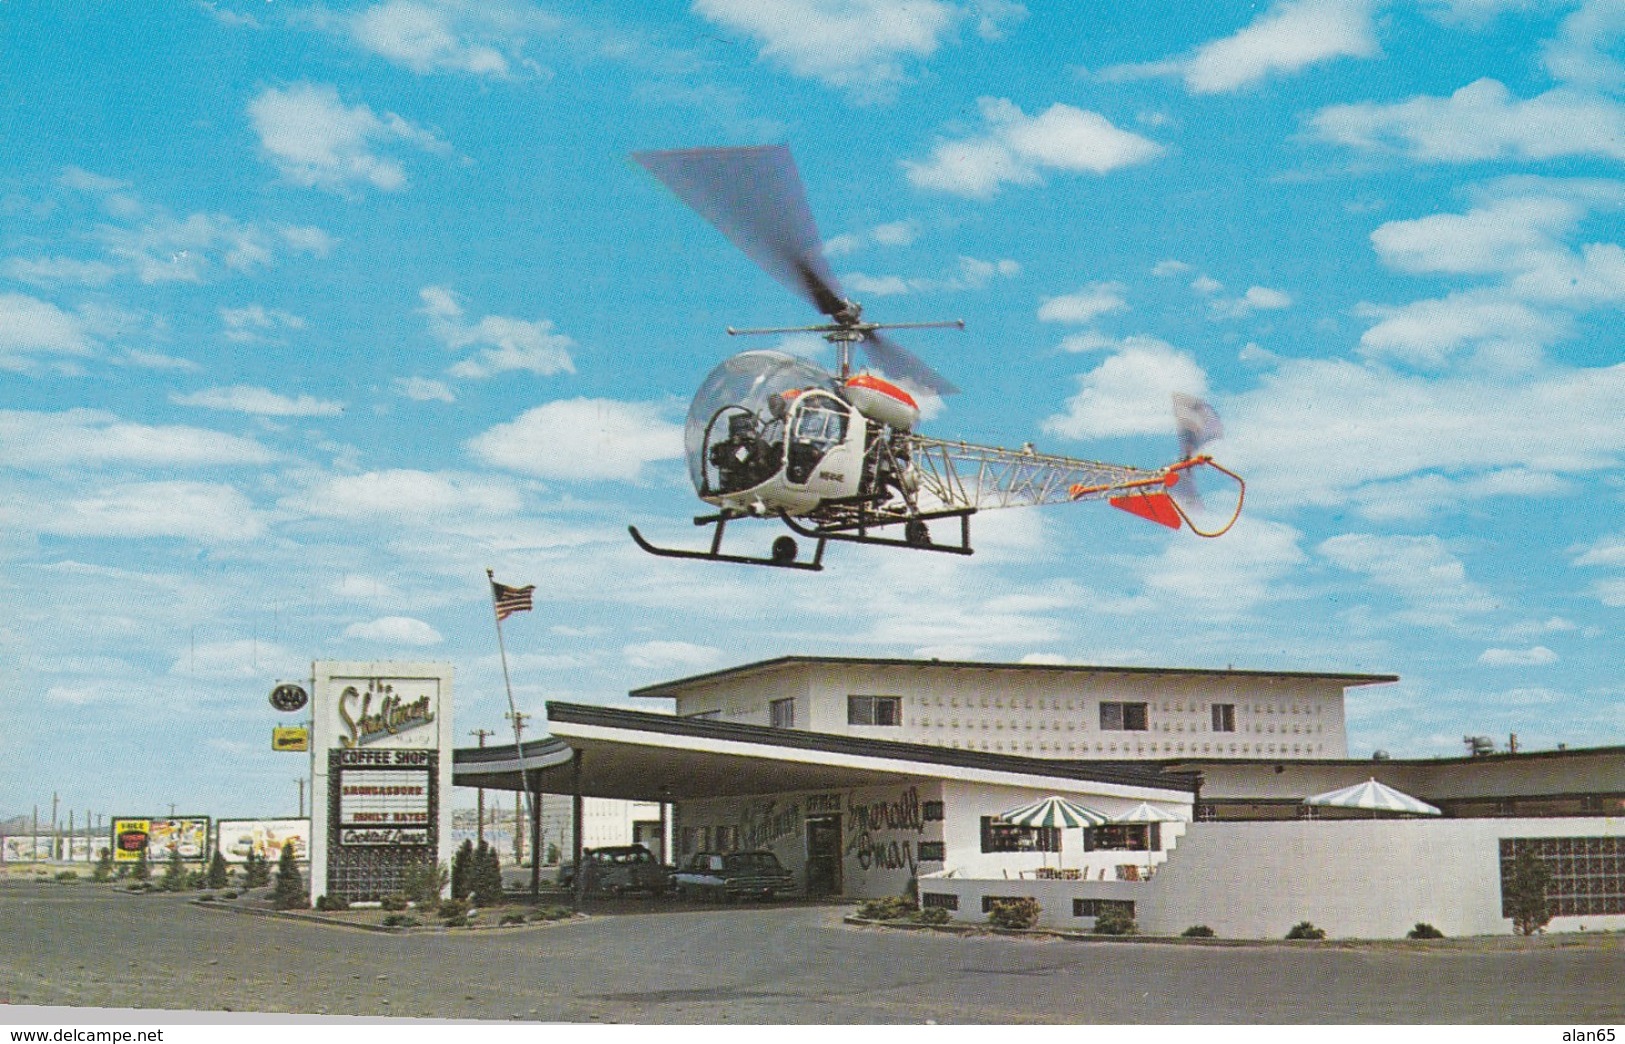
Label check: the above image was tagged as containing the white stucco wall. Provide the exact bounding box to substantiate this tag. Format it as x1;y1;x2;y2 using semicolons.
925;817;1625;938
662;661;1355;761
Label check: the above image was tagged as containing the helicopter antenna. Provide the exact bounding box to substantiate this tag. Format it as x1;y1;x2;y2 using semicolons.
632;144;961;395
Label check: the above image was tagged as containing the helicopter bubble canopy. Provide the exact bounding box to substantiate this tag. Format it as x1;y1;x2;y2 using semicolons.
685;350;840;493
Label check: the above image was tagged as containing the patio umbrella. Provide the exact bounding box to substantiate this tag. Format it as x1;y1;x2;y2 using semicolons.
1112;803;1186;877
998;796;1111;869
1303;778;1441;817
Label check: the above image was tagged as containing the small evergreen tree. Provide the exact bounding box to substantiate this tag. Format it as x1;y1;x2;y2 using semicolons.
243;849;270;888
272;841;306;910
160;848;188;891
1507;849;1552;936
131;846;151;882
451;839;475;900
206;850;230;890
472;841;503;907
92;847;114;882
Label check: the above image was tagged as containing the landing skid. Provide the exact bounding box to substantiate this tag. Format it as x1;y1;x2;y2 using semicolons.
628;515;827;571
779;506;977;556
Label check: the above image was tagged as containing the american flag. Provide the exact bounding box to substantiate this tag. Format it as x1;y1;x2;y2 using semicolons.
491;578;535;622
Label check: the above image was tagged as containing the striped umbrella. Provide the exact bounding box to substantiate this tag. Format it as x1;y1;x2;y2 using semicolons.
1112;802;1187;824
1304;778;1441;816
999;796;1112;829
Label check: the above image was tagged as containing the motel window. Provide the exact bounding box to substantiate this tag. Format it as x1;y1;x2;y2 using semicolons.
918;842;946;862
1212;703;1236;732
1073;898;1135;919
981;816;1060;853
1500;837;1625;918
1084;824;1159;851
923;800;945;822
1100;701;1148;731
922;892;959;911
714;825;739;852
849;695;902;727
770;697;795;729
685;710;721;721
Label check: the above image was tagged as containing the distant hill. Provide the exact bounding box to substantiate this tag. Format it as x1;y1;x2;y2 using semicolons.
1;814;35;835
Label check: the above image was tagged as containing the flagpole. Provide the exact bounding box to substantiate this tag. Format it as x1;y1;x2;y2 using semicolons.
487;569;535;867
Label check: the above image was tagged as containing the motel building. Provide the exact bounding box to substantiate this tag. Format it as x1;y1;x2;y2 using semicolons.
451;656;1625;939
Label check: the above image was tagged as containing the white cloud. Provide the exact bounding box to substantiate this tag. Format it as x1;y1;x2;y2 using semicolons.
0;293;92;369
905;98;1162;199
842;255;1019;296
221;304;306;343
29;481;264;543
171;385;345;417
1037;282;1128;324
0;409;273;470
1041;338;1208;440
1357;290;1564;370
1182;0;1378;93
420;285;576;378
1221;356;1625;513
1479;646;1558;666
343;615;444;646
1371;196;1582;276
468;398;685;481
1313;79;1625;162
349;0;530;77
169;638;302;680
1572;533;1625;568
692;0;963;98
826;220;919;257
622;640;724;672
1139;517;1306;617
249;82;446;193
291;469;523;519
393;376;456;402
1319;533;1496;624
1541;0;1625;91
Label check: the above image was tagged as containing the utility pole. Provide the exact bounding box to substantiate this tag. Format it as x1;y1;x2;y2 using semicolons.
51;792;59;862
470;728;495;845
505;711;530;865
296;779;306;818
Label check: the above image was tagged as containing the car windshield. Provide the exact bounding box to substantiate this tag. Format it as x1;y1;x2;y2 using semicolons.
725;852;780;872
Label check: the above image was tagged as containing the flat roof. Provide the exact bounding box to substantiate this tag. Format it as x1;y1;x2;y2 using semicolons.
453;701;1199;799
629;654;1399;699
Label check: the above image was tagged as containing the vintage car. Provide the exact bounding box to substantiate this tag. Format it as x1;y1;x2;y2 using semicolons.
556;844;669;895
672;850;796;901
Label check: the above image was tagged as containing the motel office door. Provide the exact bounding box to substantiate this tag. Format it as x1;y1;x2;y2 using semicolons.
806;814;842;896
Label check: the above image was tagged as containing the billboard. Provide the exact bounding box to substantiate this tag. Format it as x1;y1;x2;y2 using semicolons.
216;819;310;862
273;726;309;752
1;836;48;862
112;817;210;862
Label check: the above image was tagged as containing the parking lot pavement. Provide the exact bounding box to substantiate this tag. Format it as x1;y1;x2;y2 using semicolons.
3;883;1623;1024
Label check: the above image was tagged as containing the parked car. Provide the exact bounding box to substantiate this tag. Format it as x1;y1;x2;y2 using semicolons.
557;844;669;896
673;850;796;901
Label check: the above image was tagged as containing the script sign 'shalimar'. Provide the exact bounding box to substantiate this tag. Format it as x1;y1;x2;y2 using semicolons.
308;661;454;906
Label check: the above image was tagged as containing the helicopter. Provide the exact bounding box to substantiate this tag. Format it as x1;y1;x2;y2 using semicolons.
626;144;1244;572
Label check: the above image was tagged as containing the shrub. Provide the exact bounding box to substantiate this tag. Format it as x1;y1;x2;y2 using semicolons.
55;870;79;883
160;849;189;892
272;842;306;910
1181;925;1216;938
401;860;449;905
206;851;230;891
438;898;470;920
500;912;527;926
529;905;572;922
198;893;215;902
1092;908;1138;936
1506;849;1552;936
382;914;421;929
93;849;114;882
472;842;504;908
242;850;270;889
857;896;919;921
186;869;209;889
1408;922;1445;939
221;890;239;900
130;848;151;882
381;894;410;912
913;907;951;926
315;894;350;912
451;839;474;900
1285;921;1326;940
987;897;1041;930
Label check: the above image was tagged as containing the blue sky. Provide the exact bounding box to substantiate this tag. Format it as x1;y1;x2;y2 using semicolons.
4;0;1624;820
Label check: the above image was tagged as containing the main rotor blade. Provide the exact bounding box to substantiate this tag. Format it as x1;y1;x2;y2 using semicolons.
862;330;960;397
632;145;846;317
